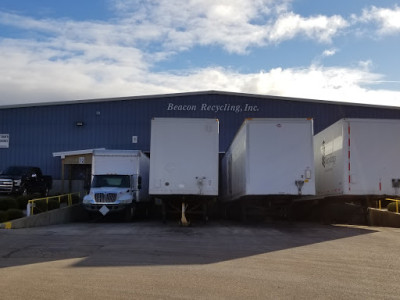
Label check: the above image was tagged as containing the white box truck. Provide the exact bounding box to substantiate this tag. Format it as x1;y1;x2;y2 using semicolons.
83;149;150;220
149;118;219;224
221;118;315;201
314;118;400;197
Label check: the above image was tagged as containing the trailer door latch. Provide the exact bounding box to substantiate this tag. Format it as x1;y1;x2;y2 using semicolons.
295;180;305;195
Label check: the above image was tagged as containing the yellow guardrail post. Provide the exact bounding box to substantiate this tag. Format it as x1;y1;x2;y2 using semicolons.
25;193;81;216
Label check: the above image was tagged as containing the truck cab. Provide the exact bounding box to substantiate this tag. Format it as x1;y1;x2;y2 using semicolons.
83;174;142;216
0;166;52;196
81;149;150;220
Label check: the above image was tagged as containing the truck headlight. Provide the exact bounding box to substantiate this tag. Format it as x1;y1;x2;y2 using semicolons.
83;195;91;204
13;179;21;186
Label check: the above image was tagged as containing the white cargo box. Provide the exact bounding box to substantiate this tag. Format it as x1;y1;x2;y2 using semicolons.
91;149;150;203
314;118;400;196
92;149;148;176
149;118;219;196
221;118;315;202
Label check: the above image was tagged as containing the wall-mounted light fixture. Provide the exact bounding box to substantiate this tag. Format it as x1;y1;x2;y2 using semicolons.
75;121;85;127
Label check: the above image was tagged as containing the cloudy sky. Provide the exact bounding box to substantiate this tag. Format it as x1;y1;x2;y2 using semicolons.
0;0;399;106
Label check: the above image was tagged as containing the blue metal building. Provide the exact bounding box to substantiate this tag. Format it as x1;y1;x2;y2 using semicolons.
1;90;400;181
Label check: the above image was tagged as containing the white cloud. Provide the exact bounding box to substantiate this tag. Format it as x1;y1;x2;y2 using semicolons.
268;13;347;44
1;39;399;108
322;49;337;57
0;2;399;108
358;5;400;34
107;0;348;53
0;1;350;58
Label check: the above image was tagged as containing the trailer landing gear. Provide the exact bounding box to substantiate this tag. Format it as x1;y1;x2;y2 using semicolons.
180;202;190;226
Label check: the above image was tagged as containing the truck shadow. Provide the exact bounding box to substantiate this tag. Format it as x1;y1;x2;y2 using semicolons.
0;221;376;268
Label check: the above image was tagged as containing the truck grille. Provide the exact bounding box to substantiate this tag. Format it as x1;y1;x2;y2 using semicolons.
0;179;13;193
94;193;117;203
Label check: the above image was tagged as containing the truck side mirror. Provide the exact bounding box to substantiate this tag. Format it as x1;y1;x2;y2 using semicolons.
137;176;142;190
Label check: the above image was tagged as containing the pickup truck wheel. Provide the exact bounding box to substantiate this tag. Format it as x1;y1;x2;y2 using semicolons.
21;187;28;197
42;187;49;197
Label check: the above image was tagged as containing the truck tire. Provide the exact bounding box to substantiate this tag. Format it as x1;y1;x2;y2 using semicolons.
42;187;49;197
124;204;136;222
21;187;29;197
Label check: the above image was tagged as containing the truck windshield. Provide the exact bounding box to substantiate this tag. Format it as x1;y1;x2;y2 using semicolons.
92;175;130;188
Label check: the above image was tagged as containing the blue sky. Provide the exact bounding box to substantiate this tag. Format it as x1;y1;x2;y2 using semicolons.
0;0;399;106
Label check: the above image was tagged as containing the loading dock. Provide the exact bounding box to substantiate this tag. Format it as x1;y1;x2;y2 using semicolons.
52;149;105;194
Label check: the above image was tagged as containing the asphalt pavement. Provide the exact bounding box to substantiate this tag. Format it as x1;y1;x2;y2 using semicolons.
1;220;400;299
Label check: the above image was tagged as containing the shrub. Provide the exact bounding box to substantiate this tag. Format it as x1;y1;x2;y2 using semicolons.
6;209;24;221
387;202;400;213
0;211;7;222
32;199;48;214
15;195;31;210
0;197;17;211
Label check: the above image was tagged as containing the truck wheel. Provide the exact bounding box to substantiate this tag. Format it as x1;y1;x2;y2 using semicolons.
21;187;28;197
124;204;136;222
42;187;49;197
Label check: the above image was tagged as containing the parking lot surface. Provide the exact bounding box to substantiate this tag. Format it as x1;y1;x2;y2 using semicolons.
1;221;400;299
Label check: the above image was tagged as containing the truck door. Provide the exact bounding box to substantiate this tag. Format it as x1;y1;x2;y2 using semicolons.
27;168;39;193
132;174;142;191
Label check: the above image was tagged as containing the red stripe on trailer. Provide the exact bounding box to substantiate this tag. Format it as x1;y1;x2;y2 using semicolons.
348;124;351;191
349;175;351;191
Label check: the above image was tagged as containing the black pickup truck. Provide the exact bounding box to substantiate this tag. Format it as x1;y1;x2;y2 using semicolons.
0;166;52;196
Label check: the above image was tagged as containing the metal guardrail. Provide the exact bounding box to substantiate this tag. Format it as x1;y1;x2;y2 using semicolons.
27;192;81;216
378;198;400;213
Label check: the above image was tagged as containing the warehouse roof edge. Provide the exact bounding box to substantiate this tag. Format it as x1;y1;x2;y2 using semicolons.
1;90;399;111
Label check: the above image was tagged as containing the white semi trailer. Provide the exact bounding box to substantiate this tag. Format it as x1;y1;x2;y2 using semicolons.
221;118;315;220
149;118;219;224
83;149;150;220
314;118;400;197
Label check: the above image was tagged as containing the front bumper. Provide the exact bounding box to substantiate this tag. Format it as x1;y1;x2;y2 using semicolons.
83;203;130;213
0;186;21;194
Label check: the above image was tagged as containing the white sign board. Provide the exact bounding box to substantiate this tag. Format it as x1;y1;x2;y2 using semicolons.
0;134;9;148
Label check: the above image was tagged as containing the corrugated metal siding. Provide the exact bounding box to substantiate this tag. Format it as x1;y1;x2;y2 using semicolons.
1;92;400;178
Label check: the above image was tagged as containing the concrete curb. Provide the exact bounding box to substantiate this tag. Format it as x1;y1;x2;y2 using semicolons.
0;204;88;229
368;208;400;228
